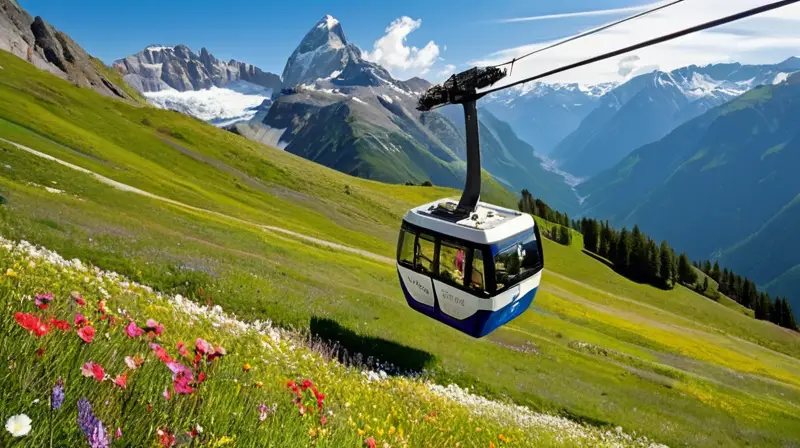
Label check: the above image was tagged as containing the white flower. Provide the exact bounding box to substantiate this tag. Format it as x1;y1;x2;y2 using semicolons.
5;414;32;437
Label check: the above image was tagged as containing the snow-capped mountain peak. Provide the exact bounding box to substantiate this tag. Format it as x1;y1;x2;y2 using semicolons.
318;14;339;30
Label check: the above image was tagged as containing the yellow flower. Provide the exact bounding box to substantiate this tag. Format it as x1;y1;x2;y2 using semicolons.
377;428;384;436
475;427;482;432
255;381;263;388
388;426;396;436
5;268;17;277
308;428;317;437
498;434;511;443
242;363;251;372
357;429;365;436
489;443;496;448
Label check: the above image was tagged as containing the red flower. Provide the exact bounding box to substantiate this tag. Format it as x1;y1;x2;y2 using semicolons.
14;312;50;337
124;321;144;338
35;347;45;357
149;343;174;363
35;293;54;310
207;345;226;362
364;437;377;448
196;372;207;384
74;313;87;327
301;379;313;390
72;291;86;306
125;356;144;370
320;416;328;425
77;325;96;344
157;428;175;447
98;300;107;315
49;317;71;332
81;362;105;381
113;373;128;389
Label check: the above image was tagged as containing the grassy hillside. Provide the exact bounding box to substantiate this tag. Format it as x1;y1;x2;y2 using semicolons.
1;49;799;447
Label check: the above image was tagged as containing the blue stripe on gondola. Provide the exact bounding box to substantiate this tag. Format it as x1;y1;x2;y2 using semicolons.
398;270;538;338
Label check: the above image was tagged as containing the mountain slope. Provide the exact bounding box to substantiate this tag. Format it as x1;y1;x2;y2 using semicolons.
553;61;800;178
235;15;578;211
579;76;800;307
480;82;613;155
0;0;131;100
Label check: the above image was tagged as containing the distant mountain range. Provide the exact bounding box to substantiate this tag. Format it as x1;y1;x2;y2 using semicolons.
579;75;800;309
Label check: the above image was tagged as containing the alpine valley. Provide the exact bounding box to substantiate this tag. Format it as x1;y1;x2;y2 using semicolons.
112;15;800;309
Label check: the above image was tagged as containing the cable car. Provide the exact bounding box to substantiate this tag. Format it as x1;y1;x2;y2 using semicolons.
396;67;544;338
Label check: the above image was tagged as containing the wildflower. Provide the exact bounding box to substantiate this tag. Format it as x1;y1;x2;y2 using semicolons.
74;313;88;327
77;325;96;344
124;321;144;338
195;338;213;355
389;426;396;435
498;434;510;442
149;343;174;363
320;416;328;425
157;427;175;447
14;312;50;337
197;372;207;384
242;363;251;372
162;387;171;401
173;370;194;394
98;300;107;315
145;319;164;336
301;379;313;390
113;373;128;389
52;379;65;410
49;317;71;332
489;443;496;448
207;344;226;362
6;268;17;277
176;341;190;358
115;427;122;439
364;437;377;448
124;356;143;370
89;421;110;448
35;347;45;357
81;362;105;382
77;398;99;437
35;293;54;310
255;381;263;388
5;414;31;437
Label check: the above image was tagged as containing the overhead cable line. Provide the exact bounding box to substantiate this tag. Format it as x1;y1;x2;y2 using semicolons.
491;0;687;70
480;0;800;96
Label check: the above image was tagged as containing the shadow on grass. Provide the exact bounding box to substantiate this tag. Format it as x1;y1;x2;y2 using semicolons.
310;317;437;373
582;249;615;270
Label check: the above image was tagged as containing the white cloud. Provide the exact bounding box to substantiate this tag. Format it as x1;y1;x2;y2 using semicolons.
496;3;657;23
363;16;440;78
473;0;800;87
437;64;456;77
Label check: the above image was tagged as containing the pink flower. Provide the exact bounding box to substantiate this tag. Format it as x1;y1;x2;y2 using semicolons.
81;362;105;382
173;371;194;395
195;338;213;355
77;325;95;344
124;321;144;338
74;313;87;327
176;341;189;358
145;319;164;336
364;437;376;448
71;291;86;306
162;387;171;401
157;427;175;447
115;427;122;439
113;373;128;389
124;356;143;370
207;344;226;362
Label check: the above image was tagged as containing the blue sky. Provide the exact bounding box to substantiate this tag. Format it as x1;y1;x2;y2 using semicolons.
19;0;800;84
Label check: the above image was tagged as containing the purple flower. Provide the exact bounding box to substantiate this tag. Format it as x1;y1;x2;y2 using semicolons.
77;398;109;448
77;398;98;438
51;379;64;410
89;421;110;448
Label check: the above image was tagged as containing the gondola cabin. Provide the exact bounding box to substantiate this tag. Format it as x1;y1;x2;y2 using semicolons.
396;198;544;338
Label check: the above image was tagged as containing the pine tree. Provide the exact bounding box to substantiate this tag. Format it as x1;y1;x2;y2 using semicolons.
720;268;729;295
615;228;631;273
630;225;648;280
659;241;672;289
678;253;696;285
647;239;660;285
702;260;712;275
598;221;610;258
711;261;721;282
702;277;709;293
